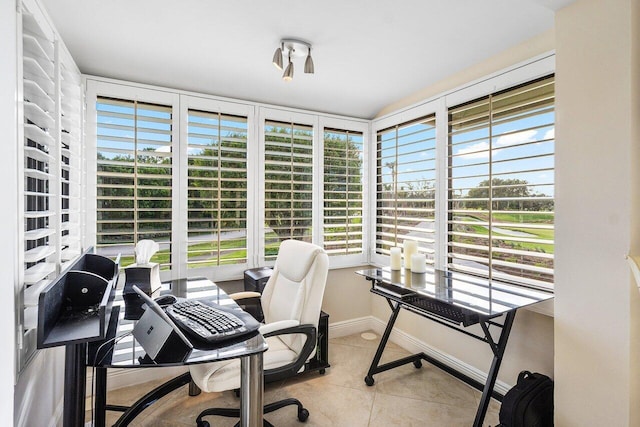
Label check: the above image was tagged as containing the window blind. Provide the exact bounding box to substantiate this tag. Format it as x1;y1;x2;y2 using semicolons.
376;115;437;261
96;97;173;268
187;109;248;267
447;75;555;288
264;120;313;260
323;128;364;256
59;60;83;268
19;7;83;372
21;12;56;359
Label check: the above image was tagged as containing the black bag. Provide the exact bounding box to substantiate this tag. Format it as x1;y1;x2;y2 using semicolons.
498;371;554;427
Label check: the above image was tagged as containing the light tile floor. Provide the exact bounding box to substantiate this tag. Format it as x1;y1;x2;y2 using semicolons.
87;331;501;426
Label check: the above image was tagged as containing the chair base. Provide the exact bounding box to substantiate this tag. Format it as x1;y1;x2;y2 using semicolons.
195;397;309;427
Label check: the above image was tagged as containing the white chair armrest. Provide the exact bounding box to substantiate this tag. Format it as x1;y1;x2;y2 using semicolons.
259;320;300;336
229;291;261;301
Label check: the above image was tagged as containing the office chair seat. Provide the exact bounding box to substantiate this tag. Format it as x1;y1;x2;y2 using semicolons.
190;335;299;393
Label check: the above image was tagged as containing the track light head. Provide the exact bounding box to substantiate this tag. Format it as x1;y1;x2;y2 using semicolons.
283;54;294;82
304;48;314;74
272;44;283;70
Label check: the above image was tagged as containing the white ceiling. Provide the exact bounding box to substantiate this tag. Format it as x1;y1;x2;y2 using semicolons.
41;0;571;119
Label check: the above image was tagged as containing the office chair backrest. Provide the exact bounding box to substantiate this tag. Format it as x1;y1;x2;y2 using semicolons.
260;239;329;355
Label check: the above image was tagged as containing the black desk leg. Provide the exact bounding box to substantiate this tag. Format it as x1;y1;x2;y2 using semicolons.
63;343;87;427
473;310;516;427
365;302;402;386
94;366;108;427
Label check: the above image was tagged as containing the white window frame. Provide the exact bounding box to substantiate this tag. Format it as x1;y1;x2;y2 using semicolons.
257;107;318;267
370;99;440;268
85;79;180;283
319;116;370;268
85;79;369;281
178;94;255;281
370;53;556;286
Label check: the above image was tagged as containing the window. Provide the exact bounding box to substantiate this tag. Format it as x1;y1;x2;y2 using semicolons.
95;97;173;268
323;128;364;256
187;110;248;267
263;120;313;260
18;7;83;372
375;115;437;262
447;75;555;288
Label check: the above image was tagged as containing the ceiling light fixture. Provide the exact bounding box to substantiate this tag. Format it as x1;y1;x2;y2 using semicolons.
272;38;314;81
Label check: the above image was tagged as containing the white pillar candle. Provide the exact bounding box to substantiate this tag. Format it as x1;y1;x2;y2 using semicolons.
403;240;418;269
390;247;402;270
411;253;427;273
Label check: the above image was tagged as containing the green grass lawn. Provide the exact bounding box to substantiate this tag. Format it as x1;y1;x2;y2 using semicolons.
122;234;285;269
455;213;554;254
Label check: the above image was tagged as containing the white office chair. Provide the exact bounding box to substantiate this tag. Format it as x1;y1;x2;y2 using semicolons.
189;239;329;427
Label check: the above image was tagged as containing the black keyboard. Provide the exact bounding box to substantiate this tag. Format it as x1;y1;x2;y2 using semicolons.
166;300;252;343
405;295;479;327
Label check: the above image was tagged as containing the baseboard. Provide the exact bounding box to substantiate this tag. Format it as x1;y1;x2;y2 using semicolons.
327;315;373;338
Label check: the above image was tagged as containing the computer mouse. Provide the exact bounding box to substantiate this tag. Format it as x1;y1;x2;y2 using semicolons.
154;294;177;306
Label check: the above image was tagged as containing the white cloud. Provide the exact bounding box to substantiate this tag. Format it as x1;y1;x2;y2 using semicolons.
455;128;552;160
543;128;555;141
495;129;537;147
456;141;490;159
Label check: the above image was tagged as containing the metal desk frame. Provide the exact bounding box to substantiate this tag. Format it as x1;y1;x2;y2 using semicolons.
358;268;552;427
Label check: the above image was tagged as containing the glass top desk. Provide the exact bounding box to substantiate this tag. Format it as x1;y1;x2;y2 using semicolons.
356;267;553;427
86;278;268;427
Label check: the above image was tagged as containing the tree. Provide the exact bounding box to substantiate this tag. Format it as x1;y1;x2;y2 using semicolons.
264;128;364;242
465;178;552;211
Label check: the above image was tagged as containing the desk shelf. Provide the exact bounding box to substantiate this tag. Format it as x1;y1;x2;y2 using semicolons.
37;251;120;348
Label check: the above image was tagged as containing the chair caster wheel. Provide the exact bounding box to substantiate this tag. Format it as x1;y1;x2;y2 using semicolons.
413;359;422;369
365;375;375;386
196;421;210;427
298;407;310;422
319;368;326;375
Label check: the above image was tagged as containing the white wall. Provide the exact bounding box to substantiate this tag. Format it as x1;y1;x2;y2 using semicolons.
14;349;65;427
630;1;640;425
0;0;18;425
555;0;640;425
322;267;372;324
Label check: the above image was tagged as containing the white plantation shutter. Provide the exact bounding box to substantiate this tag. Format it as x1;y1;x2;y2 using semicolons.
263;120;313;261
375;115;437;262
19;4;83;371
59;59;83;267
187;109;248;267
323;128;364;256
22;13;56;320
96;97;173;269
447;75;555;288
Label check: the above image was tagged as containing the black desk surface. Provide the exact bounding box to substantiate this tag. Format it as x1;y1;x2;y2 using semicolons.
89;278;267;368
356;267;553;318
